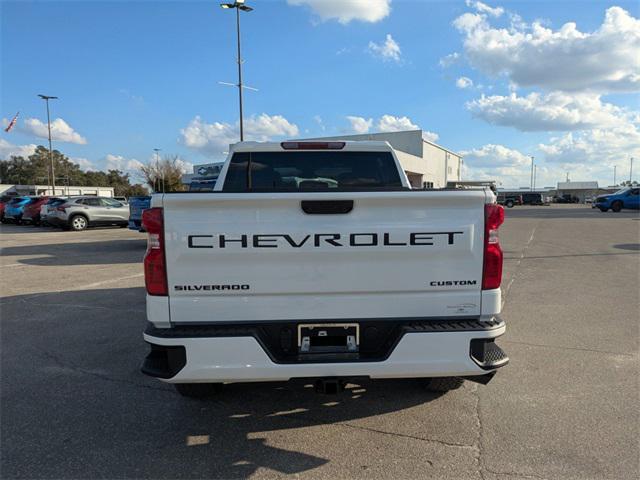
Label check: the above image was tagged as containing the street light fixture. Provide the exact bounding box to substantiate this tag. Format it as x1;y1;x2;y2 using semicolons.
220;0;253;142
38;94;58;195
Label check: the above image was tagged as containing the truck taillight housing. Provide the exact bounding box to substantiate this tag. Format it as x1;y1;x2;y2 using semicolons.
482;204;505;290
142;207;168;296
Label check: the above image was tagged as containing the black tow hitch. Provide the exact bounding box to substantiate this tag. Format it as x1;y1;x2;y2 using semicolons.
314;378;347;394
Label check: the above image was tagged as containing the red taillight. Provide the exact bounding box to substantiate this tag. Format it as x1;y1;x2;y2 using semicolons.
56;205;67;212
142;207;167;296
482;204;505;290
280;141;345;150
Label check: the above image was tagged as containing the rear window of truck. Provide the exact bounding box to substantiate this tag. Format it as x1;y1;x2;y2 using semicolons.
222;151;403;191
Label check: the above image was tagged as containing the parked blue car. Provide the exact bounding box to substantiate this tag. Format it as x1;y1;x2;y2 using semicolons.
595;187;640;212
2;196;34;224
128;196;151;231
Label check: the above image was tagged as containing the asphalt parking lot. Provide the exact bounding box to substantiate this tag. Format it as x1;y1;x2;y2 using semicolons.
1;205;639;480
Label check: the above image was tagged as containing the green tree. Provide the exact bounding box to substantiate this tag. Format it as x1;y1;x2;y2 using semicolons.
0;145;150;196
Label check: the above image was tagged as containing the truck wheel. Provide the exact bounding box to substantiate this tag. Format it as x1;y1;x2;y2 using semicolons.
425;377;464;392
611;201;623;212
505;200;514;208
174;383;222;398
69;215;88;231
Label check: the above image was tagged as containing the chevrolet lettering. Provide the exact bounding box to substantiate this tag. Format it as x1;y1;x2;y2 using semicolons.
187;231;464;249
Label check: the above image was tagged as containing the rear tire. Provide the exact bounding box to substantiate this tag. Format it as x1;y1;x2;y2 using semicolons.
174;383;222;398
611;201;623;212
599;207;608;212
69;215;88;231
425;377;465;392
505;200;514;208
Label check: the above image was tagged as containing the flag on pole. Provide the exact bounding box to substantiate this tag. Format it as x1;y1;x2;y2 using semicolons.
4;111;19;133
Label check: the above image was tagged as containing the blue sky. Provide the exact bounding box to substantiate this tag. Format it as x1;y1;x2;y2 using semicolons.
1;0;638;188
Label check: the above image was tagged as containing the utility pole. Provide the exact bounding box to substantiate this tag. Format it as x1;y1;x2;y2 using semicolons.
153;148;162;193
38;94;58;195
530;156;534;191
221;0;253;142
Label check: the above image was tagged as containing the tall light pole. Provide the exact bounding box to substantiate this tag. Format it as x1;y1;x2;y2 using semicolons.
220;0;253;142
614;165;617;186
153;148;162;193
630;157;634;183
38;94;58;195
533;165;537;191
530;156;534;191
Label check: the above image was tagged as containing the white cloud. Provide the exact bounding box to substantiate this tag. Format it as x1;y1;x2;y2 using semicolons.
287;0;391;24
461;144;531;169
467;92;633;131
181;114;299;154
346;114;428;136
22;117;87;145
71;157;96;171
105;154;144;173
538;122;640;165
0;139;37;159
422;131;440;143
439;52;460;68
456;77;474;89
377;114;419;132
368;34;402;63
460;144;534;186
465;0;504;18
453;6;640;93
346;116;373;134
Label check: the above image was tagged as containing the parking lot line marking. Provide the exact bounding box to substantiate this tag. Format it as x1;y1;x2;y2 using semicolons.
0;263;24;268
72;273;144;290
502;224;539;307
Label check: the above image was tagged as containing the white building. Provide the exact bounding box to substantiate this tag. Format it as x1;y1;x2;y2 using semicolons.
300;130;463;188
0;184;115;197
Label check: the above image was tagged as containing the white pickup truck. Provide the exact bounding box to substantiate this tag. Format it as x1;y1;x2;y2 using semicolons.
141;140;508;397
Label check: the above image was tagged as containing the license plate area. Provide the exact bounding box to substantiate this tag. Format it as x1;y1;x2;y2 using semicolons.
298;323;359;354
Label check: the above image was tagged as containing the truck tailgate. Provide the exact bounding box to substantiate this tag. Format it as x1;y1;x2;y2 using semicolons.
162;190;487;323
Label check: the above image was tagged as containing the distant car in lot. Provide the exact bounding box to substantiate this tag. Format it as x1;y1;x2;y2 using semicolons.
0;195;17;222
521;193;548;205
497;193;523;208
128;196;151;231
554;194;579;204
39;197;67;225
2;196;34;224
21;196;53;225
594;187;640;212
49;196;130;231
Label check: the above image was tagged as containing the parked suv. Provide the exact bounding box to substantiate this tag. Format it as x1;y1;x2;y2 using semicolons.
2;197;34;224
22;196;52;225
497;193;522;208
39;197;67;225
50;196;129;231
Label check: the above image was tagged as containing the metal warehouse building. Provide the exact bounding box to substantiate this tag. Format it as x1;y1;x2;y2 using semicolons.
300;129;462;189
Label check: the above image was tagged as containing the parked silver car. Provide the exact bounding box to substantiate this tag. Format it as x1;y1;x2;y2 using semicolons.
49;196;130;231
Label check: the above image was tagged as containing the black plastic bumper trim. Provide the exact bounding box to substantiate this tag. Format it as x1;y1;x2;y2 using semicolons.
144;316;505;365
